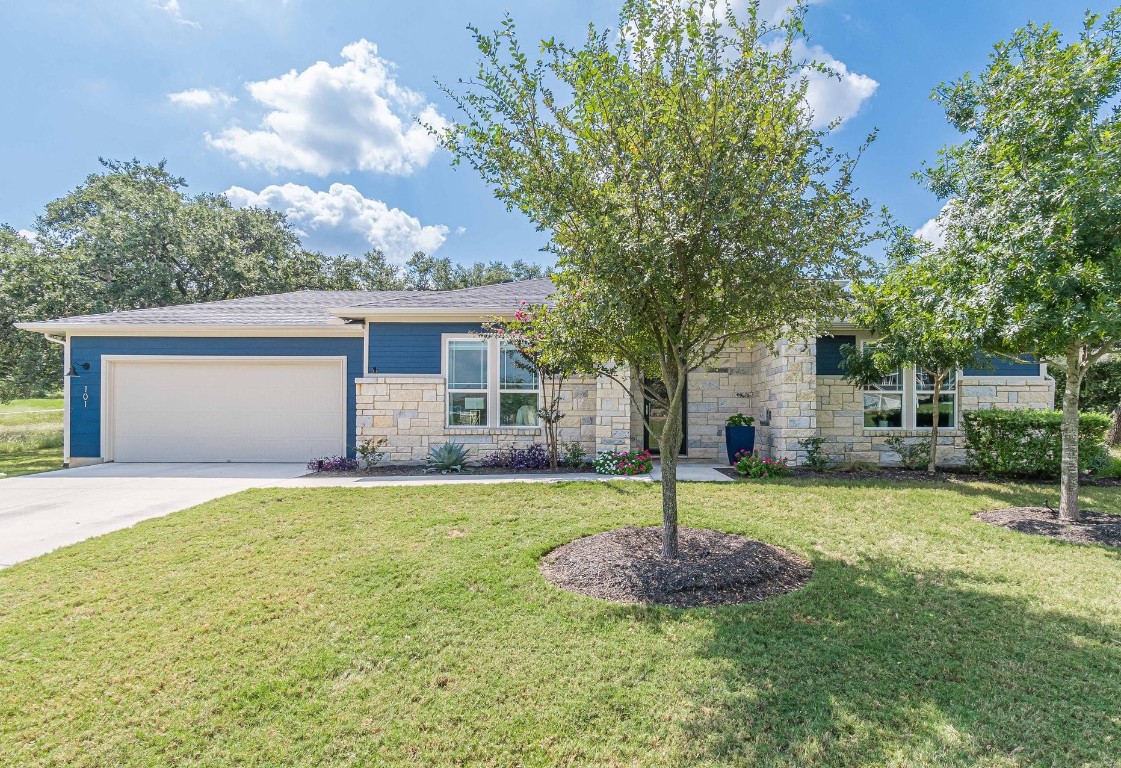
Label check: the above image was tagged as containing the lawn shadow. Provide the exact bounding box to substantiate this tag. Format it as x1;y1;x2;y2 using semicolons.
656;555;1121;766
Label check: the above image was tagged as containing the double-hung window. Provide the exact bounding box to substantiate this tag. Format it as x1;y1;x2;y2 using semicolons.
862;343;904;428
445;336;540;428
860;342;959;429
915;367;956;428
447;339;489;426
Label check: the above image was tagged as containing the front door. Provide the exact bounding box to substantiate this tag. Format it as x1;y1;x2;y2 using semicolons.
643;377;687;456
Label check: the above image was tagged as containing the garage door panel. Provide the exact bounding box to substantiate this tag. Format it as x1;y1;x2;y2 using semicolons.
109;359;345;462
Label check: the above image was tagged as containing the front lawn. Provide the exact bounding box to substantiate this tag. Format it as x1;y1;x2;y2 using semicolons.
1;480;1119;766
0;397;63;477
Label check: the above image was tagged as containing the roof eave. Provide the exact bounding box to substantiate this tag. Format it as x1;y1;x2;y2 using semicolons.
14;322;364;337
330;306;521;321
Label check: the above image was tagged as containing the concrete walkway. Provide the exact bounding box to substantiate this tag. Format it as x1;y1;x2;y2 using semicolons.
0;460;732;567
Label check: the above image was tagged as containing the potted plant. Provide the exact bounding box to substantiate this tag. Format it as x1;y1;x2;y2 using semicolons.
724;414;756;465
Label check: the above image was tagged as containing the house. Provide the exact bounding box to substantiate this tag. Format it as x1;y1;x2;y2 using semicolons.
16;278;1054;468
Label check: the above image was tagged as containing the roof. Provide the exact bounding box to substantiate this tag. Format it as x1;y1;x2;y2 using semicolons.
340;277;556;312
14;279;556;333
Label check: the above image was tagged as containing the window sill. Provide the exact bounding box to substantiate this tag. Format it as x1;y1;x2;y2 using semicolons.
444;426;543;434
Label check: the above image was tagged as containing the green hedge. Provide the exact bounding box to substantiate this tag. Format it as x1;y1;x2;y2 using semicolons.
962;410;1111;478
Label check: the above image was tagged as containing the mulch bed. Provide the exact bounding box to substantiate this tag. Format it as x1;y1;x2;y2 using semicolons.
975;507;1121;548
540;526;812;607
308;465;593;478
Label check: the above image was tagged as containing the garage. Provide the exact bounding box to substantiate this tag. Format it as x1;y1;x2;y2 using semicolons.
103;356;347;462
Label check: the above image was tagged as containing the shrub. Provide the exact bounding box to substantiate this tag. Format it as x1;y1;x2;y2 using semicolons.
593;449;654;475
355;437;387;471
425;442;471;474
962;409;1111;478
479;444;550;470
732;450;791;479
726;414;755;427
563;441;588;467
797;436;830;471
883;435;931;471
307;455;359;473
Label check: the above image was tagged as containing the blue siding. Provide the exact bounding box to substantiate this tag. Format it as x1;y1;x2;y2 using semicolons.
964;354;1040;377
368;322;483;374
68;336;364;459
816;335;856;376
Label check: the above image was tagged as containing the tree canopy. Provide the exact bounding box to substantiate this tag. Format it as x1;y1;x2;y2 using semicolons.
925;10;1121;519
442;0;874;555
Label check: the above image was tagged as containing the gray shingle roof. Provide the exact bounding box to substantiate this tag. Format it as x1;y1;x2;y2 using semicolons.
21;291;396;328
17;279;557;329
345;277;556;310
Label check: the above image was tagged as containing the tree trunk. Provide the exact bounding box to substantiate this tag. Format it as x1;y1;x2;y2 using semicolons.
657;372;686;559
1107;401;1121;447
928;374;941;473
1060;347;1084;523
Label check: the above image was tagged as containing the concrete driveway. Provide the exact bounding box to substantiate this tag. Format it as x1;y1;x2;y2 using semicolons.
0;463;307;567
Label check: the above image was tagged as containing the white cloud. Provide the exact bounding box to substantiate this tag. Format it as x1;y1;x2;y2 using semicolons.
207;39;447;176
151;0;200;28
17;229;36;243
915;203;953;248
168;88;236;109
225;182;448;261
736;0;826;23
455;226;467;235
786;39;877;129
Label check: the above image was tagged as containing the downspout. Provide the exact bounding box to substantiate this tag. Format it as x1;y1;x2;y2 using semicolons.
42;334;70;467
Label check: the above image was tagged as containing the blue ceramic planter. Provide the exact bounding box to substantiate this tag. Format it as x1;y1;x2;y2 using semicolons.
725;425;757;465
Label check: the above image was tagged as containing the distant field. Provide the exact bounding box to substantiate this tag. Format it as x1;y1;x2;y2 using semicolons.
0;398;63;478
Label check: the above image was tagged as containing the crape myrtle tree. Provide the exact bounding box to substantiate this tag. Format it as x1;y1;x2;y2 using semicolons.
482;303;576;471
440;0;874;556
842;226;980;472
924;10;1121;521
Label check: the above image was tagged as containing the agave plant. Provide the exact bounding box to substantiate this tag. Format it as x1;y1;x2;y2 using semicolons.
425;441;471;474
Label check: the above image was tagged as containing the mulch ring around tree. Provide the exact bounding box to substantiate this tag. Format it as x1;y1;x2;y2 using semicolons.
975;507;1121;548
540;526;813;608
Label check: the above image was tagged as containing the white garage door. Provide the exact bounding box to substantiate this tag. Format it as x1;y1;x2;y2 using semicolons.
106;357;346;462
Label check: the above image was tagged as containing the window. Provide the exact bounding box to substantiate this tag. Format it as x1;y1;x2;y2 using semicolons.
445;337;540;428
860;342;959;430
447;339;488;426
915;367;956;428
499;343;539;426
863;367;904;428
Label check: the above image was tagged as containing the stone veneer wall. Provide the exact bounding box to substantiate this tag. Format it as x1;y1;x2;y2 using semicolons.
815;375;1055;466
675;337;818;462
355;373;628;464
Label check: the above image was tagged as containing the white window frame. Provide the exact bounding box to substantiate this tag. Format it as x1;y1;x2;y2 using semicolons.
861;341;905;430
914;366;958;430
860;341;960;431
443;335;541;429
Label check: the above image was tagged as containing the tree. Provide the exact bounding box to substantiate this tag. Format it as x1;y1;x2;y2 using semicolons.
402;252;548;291
842;229;980;472
441;0;873;556
924;11;1121;521
1052;357;1121;446
483;303;576;470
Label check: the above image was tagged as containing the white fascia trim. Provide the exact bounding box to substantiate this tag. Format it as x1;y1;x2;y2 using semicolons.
15;324;363;337
330;307;518;322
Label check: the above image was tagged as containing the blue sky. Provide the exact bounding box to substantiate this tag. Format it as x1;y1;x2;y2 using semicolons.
0;1;1113;266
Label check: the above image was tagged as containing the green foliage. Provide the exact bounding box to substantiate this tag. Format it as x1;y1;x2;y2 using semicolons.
562;441;587;467
0;227;62;400
425;442;471;474
797;436;830;471
355;437;387;471
441;0;874;551
732;451;791;479
962;410;1111;478
884;435;932;471
726;414;755;427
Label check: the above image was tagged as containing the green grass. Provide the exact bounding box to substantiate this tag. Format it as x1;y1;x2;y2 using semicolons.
0;397;63;477
1;480;1119;766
